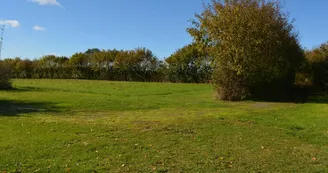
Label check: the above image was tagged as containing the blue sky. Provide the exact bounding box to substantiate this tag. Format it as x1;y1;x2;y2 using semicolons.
1;0;328;59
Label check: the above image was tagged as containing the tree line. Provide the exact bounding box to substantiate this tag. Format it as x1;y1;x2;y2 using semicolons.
1;41;326;93
0;46;212;84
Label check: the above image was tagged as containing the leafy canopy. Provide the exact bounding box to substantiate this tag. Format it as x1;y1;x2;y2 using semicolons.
188;0;304;100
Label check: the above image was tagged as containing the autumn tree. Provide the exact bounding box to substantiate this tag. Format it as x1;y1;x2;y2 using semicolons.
305;42;328;91
188;0;304;100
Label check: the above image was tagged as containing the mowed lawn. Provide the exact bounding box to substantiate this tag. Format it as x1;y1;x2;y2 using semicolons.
0;79;328;172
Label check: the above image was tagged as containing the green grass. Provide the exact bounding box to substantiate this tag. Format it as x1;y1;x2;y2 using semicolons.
1;79;328;172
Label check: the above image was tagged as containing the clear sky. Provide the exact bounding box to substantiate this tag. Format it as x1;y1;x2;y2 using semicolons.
1;0;328;59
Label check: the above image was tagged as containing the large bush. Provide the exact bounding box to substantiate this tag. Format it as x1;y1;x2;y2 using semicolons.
0;62;12;90
188;0;304;101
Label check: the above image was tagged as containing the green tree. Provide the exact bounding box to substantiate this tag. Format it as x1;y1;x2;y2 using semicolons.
69;52;92;79
113;48;158;81
166;44;212;83
14;59;34;78
36;55;69;78
134;48;159;81
188;0;304;100
69;53;90;67
85;48;101;55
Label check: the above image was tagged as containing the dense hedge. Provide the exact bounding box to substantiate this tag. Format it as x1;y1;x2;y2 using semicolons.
1;47;212;83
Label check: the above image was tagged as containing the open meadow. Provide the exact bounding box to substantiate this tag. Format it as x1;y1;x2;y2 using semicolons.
1;79;328;172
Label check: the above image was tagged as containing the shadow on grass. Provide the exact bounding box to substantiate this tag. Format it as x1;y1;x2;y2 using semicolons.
249;93;328;104
307;93;328;104
0;100;60;116
5;86;43;92
248;85;328;104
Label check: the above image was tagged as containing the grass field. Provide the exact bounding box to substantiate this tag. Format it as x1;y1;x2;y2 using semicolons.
1;79;328;172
